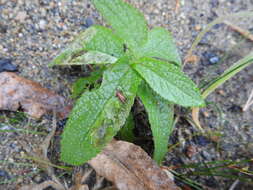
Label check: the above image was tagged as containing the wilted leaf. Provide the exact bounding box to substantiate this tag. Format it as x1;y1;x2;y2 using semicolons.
138;83;174;164
50;25;124;66
89;140;180;190
61;58;141;165
0;72;71;119
92;0;148;49
70;51;118;65
132;57;204;107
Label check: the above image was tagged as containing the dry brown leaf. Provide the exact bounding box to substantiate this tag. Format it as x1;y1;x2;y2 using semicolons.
89;140;180;190
0;72;72;119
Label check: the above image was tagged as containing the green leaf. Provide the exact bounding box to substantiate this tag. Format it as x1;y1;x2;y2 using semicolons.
132;57;204;107
138;83;174;165
61;59;141;165
135;27;182;67
92;0;148;49
117;113;135;142
201;52;253;98
49;25;124;66
71;66;105;99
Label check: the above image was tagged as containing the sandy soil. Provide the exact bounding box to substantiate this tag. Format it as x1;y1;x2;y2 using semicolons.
1;0;253;189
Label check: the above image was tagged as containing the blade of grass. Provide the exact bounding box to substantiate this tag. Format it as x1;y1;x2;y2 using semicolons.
185;11;253;64
23;156;72;171
192;52;253;129
181;159;253;170
170;170;204;190
190;171;253;184
202;52;253;98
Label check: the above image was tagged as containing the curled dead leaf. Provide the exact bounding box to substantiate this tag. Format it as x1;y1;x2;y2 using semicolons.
0;72;72;119
89;140;180;190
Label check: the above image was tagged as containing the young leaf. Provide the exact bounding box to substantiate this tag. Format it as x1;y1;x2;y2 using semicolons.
92;0;148;49
135;27;182;67
138;83;174;164
132;57;204;107
61;59;141;165
71;66;105;99
49;25;124;66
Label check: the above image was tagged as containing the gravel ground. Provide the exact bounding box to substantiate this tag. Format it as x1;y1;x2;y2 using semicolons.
0;0;253;189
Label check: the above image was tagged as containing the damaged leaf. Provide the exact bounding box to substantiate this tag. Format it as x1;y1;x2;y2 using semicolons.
0;72;71;119
50;25;124;66
89;140;180;190
61;59;141;165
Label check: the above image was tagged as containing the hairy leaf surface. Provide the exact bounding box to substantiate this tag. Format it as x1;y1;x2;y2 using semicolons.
135;27;182;67
92;0;148;49
132;57;204;107
49;25;124;66
138;83;174;164
61;59;141;165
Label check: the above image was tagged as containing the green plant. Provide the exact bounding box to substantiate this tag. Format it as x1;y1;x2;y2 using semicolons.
50;0;204;165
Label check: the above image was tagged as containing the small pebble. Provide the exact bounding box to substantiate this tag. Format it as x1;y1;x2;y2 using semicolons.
203;111;210;117
0;24;7;33
33;175;42;183
228;104;242;113
217;90;226;96
185;145;198;158
194;135;210;146
15;11;27;22
210;0;219;8
57;118;68;127
0;58;18;72
0;170;11;180
84;17;94;28
202;52;220;65
39;19;47;30
209;56;219;64
195;24;202;31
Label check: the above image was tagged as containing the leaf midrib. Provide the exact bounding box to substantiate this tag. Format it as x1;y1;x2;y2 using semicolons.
138;63;199;104
81;66;132;143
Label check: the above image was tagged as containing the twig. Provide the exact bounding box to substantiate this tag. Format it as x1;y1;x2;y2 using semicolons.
184;11;253;66
243;88;253;111
40;111;66;189
229;179;239;190
20;111;66;190
224;20;253;42
175;0;180;13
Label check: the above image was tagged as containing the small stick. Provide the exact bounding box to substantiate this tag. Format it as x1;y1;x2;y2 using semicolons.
243;88;253;111
229;179;239;190
224;20;253;42
175;0;180;13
